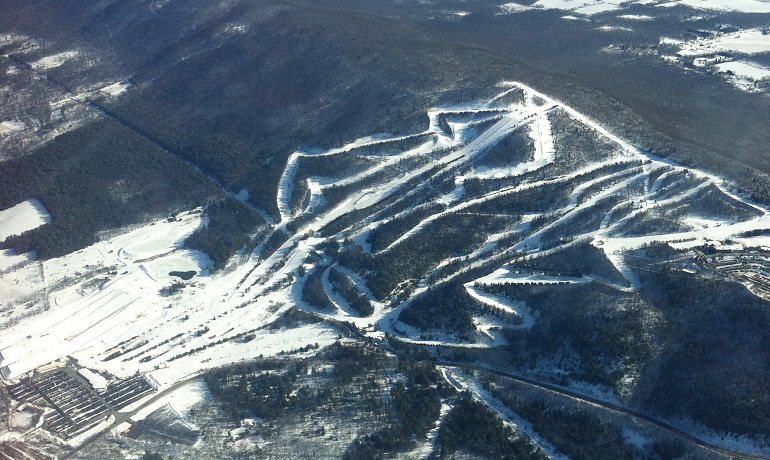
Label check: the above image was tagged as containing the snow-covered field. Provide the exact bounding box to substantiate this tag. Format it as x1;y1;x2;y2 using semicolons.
0;249;37;272
0;200;50;272
618;14;655;20
0;204;340;388
531;0;629;15
130;378;211;421
500;0;770;16
714;60;770;88
657;0;770;13
677;28;770;57
499;2;533;14
99;81;132;97
0;199;50;243
29;50;79;71
658;27;770;92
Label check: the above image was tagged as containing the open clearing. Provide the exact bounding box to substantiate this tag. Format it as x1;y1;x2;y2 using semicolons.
501;0;770;16
0;200;50;243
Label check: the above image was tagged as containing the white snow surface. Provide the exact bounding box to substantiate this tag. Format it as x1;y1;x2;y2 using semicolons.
715;60;770;80
597;25;634;32
0;200;51;242
657;0;770;13
464;284;535;328
0;249;36;272
499;2;533;13
677;28;770;57
0;121;26;135
509;0;770;15
99;81;132;96
533;0;626;14
618;14;655;20
30;51;79;71
131;378;211;421
78;368;108;390
0;202;343;382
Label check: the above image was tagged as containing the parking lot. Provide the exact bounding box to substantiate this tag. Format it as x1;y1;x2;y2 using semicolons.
6;367;155;440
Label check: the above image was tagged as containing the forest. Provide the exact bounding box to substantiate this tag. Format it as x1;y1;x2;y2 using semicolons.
398;283;479;339
0;119;218;259
435;393;547;460
185;198;266;270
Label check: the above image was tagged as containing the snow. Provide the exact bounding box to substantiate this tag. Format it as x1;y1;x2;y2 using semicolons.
442;368;569;460
657;0;770;14
0;262;45;322
143;250;211;282
146;324;339;388
30;50;79;71
597;25;634;32
9;411;37;431
464;284;535;328
574;2;625;15
715;60;770;81
499;0;680;15
660;37;685;45
534;0;606;12
600;247;641;291
662;28;770;92
530;0;662;16
0;349;18;366
0;121;26;135
414;402;451;459
0;32;27;47
99;81;132;97
679;28;770;57
114;422;132;434
0;249;36;272
0;210;223;379
78;368;108;390
66;414;115;447
669;417;770;457
618;14;654;20
276;153;302;221
278;131;433;221
436;177;466;205
499;3;533;14
131;378;210;421
0;199;51;243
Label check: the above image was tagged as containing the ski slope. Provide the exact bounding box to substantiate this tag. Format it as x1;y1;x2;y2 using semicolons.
2;83;770;440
